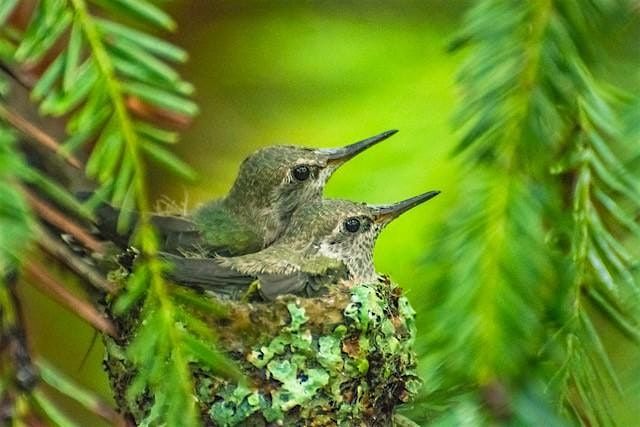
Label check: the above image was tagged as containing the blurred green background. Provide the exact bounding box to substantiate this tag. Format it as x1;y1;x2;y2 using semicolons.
17;0;638;424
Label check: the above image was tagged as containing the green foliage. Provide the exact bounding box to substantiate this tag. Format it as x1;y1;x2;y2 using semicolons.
0;122;34;273
1;1;232;425
412;0;640;425
106;255;242;426
3;1;639;425
6;0;198;203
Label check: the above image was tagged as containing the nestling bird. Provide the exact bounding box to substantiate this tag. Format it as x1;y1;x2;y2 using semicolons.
164;190;440;299
92;130;398;256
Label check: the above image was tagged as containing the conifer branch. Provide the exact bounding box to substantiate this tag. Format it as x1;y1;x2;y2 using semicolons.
23;188;104;254
37;227;118;294
0;103;82;169
1;0;232;423
24;261;117;337
412;1;640;425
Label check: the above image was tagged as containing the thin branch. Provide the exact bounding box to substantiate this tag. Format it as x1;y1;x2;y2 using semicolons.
22;188;104;254
23;262;117;338
66;3;201;422
36;227;118;294
0;104;82;169
0;60;32;89
69;0;153;217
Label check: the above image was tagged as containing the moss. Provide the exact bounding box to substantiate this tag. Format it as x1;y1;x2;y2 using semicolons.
102;275;419;426
198;277;419;426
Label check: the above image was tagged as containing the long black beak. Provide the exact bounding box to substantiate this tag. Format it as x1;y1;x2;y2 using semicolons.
372;190;441;223
316;129;398;164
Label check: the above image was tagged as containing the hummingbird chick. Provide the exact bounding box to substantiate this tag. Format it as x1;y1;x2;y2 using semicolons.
166;190;440;299
91;130;397;257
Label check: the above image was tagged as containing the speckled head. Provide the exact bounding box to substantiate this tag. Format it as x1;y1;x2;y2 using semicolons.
226;130;398;219
282;190;441;281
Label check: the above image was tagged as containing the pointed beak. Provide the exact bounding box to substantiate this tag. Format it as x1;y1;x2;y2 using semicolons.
316;129;398;166
372;190;441;224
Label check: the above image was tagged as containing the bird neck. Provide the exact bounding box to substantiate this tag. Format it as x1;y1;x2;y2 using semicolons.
317;243;377;283
345;257;377;283
223;193;286;247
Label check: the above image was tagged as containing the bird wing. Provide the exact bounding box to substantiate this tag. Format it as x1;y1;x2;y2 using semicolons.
151;215;205;254
161;253;255;292
215;244;308;275
257;272;308;300
216;242;346;276
163;249;348;300
256;259;349;300
217;243;348;299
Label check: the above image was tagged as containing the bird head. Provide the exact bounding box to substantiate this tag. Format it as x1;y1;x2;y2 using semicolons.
283;190;441;281
226;130;398;219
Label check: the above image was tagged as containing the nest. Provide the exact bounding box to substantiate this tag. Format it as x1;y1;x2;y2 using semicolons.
103;277;420;426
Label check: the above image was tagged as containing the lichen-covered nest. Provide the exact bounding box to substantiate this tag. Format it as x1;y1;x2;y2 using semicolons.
104;277;420;426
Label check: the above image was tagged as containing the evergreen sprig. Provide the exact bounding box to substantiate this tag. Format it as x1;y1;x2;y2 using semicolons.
0;125;34;273
1;1;236;425
411;0;640;425
0;114;36;423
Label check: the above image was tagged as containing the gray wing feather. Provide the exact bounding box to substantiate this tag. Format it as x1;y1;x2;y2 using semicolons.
88;199;204;253
257;272;308;300
151;216;204;253
161;253;255;293
258;263;350;300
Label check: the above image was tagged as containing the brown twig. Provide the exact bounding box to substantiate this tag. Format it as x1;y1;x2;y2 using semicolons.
23;262;117;338
0;60;31;89
0;104;83;169
36;227;118;294
22;189;104;254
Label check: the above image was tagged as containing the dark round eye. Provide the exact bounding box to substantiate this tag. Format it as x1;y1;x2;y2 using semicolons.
344;217;361;233
293;165;310;181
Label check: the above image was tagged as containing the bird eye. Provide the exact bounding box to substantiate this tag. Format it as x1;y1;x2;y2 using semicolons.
292;165;310;181
344;217;361;233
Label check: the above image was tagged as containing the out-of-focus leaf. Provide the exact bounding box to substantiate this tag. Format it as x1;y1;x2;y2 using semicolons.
123;81;199;116
63;21;84;91
92;0;176;31
108;38;180;84
181;332;243;381
135;122;179;144
15;6;72;63
96;18;187;62
141;141;198;181
586;288;640;343
32;390;82;427
23;168;94;220
31;54;65;101
0;0;18;26
580;311;623;393
41;61;98;115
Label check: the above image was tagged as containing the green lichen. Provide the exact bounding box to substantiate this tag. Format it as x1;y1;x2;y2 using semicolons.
202;279;419;426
